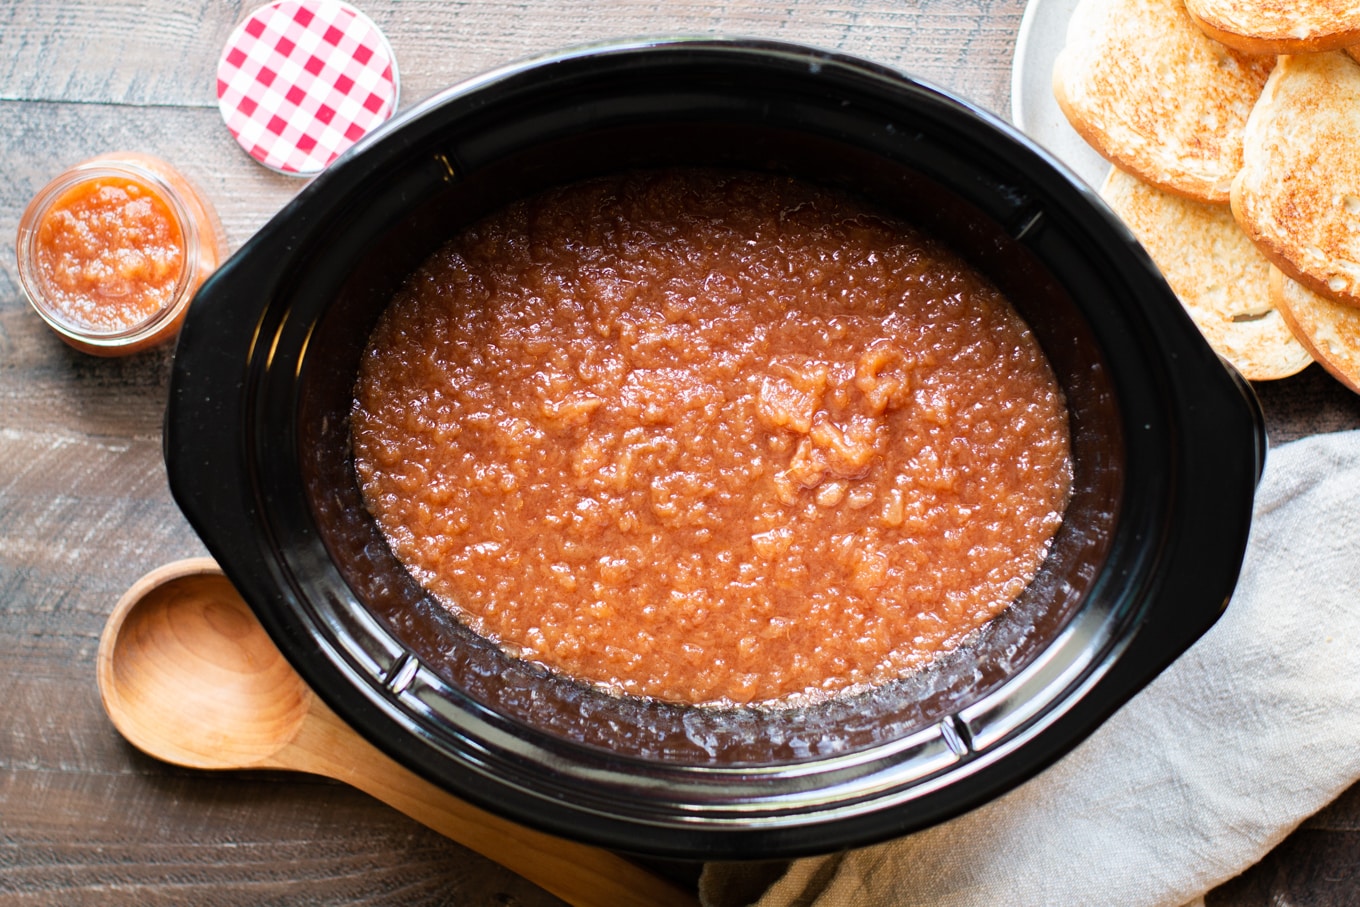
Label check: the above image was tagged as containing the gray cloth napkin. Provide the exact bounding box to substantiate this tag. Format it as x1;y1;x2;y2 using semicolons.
701;428;1360;907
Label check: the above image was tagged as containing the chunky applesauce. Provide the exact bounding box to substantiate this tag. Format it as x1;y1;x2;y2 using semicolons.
352;169;1073;706
33;173;184;333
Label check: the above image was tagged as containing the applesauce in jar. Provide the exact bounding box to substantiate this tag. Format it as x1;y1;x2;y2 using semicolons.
35;174;183;331
352;169;1073;707
16;153;224;356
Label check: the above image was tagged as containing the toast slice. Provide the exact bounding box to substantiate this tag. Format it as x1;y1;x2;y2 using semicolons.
1232;53;1360;309
1271;267;1360;392
1101;166;1312;379
1053;0;1274;203
1185;0;1360;53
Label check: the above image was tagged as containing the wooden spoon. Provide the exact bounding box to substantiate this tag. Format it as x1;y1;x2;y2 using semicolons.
96;557;698;907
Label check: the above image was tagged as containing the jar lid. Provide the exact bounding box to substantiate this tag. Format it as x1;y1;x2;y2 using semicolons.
216;0;399;176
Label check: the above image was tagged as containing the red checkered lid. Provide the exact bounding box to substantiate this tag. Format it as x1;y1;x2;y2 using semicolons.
216;0;399;176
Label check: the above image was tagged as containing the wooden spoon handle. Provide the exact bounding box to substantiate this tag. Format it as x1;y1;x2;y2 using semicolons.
280;697;698;907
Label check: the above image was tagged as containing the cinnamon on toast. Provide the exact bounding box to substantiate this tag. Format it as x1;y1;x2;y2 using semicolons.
1185;0;1360;53
1271;267;1360;393
1053;0;1274;203
1102;166;1312;379
1232;53;1360;309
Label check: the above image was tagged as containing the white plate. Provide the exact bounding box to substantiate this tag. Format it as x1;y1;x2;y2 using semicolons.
1010;0;1112;191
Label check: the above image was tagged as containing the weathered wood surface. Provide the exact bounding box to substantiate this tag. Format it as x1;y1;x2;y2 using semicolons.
0;0;1357;904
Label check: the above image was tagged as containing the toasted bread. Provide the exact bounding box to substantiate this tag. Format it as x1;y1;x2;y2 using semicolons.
1053;0;1274;203
1271;267;1360;392
1185;0;1360;53
1101;166;1311;379
1233;53;1360;309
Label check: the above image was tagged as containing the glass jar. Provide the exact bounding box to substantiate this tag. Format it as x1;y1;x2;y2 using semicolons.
15;152;225;356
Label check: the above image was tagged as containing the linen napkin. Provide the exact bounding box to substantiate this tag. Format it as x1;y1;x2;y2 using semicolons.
700;427;1360;907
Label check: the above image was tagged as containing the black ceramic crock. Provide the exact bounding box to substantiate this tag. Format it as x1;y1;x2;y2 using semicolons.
164;38;1264;860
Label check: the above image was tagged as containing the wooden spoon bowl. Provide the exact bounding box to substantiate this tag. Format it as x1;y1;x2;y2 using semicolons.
100;559;310;769
96;558;696;907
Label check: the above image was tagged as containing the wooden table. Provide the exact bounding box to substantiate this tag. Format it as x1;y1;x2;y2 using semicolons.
3;1;1358;904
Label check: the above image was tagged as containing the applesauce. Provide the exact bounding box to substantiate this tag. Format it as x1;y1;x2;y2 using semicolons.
34;174;184;332
16;153;224;356
352;169;1073;706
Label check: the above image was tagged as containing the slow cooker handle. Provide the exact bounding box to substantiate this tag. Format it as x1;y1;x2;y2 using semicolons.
164;228;293;575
